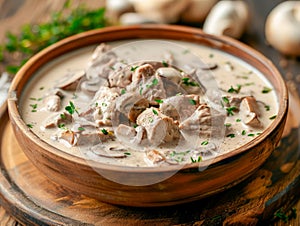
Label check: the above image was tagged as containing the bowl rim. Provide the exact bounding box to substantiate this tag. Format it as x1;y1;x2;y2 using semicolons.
7;24;288;173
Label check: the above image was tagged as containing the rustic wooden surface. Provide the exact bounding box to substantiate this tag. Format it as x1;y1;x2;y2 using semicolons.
0;0;300;225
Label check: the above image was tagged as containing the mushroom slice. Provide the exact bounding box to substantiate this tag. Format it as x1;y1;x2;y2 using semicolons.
116;93;150;122
92;146;127;159
57;70;85;91
240;96;262;127
145;149;166;164
43;94;61;112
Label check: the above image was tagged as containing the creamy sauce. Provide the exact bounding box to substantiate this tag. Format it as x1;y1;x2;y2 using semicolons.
21;39;278;167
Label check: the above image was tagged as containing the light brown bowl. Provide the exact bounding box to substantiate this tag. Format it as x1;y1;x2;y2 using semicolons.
7;25;288;207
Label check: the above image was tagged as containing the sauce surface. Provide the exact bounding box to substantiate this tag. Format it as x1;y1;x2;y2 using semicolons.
21;39;278;167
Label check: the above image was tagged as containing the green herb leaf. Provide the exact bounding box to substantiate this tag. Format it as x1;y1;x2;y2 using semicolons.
201;140;209;145
182;77;199;87
152;109;158;115
269;115;277;120
130;66;139;71
262;87;272;93
27;124;33;128
78;127;85;131
227;85;241;94
189;99;197;105
242;130;246;135
101;128;109;135
222;96;230;104
162;60;169;67
227;133;235;138
226;106;237;116
154;99;163;104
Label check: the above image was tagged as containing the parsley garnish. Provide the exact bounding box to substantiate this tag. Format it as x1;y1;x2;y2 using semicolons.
154;99;163;104
65;101;78;115
227;85;241;94
27;124;33;128
269;115;277;120
78;127;85;131
130;66;139;71
101;128;109;135
222;96;230;104
189;99;197;105
265;105;270;111
124;152;131;156
121;89;126;95
262;87;272;93
226;106;237;116
248;133;255;137
162;60;169;67
201;140;209;145
236;118;241;122
191;156;202;163
227;134;235;138
30;104;38;112
152;109;158;115
224;123;232;127
242;130;246;135
182;77;199;87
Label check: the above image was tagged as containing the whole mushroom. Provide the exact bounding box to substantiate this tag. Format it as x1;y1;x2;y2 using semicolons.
203;0;249;39
265;1;300;56
181;0;218;23
128;0;190;23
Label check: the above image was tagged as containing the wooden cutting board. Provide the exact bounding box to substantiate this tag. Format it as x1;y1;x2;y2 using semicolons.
0;87;299;225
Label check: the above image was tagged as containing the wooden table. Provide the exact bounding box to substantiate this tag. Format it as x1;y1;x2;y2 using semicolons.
0;0;300;225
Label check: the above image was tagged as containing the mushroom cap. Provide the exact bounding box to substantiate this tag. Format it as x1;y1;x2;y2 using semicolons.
265;1;300;56
203;0;249;39
129;0;190;23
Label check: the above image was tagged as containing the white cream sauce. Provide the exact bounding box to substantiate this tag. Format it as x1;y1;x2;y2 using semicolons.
21;39;278;167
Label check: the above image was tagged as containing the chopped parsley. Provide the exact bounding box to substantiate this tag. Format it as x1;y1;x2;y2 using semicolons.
101;128;109;135
121;89;126;95
58;124;67;130
60;114;66;120
242;130;246;135
226;106;237;116
262;87;272;93
227;133;235;138
182;77;199;87
78;127;85;131
39;87;44;90
130;66;139;71
236;118;242;122
269;115;277;120
162;60;169;67
222;96;230;104
248;133;255;137
29;97;42;101
201;140;209;146
189;99;197;105
265;105;270;111
124;152;131;156
191;156;202;163
152;109;158;115
65;101;78;115
154;99;163;104
224;123;232;127
30;104;38;112
27;124;33;128
227;85;241;94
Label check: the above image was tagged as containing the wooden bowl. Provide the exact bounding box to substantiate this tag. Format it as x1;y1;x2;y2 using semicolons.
7;25;288;207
